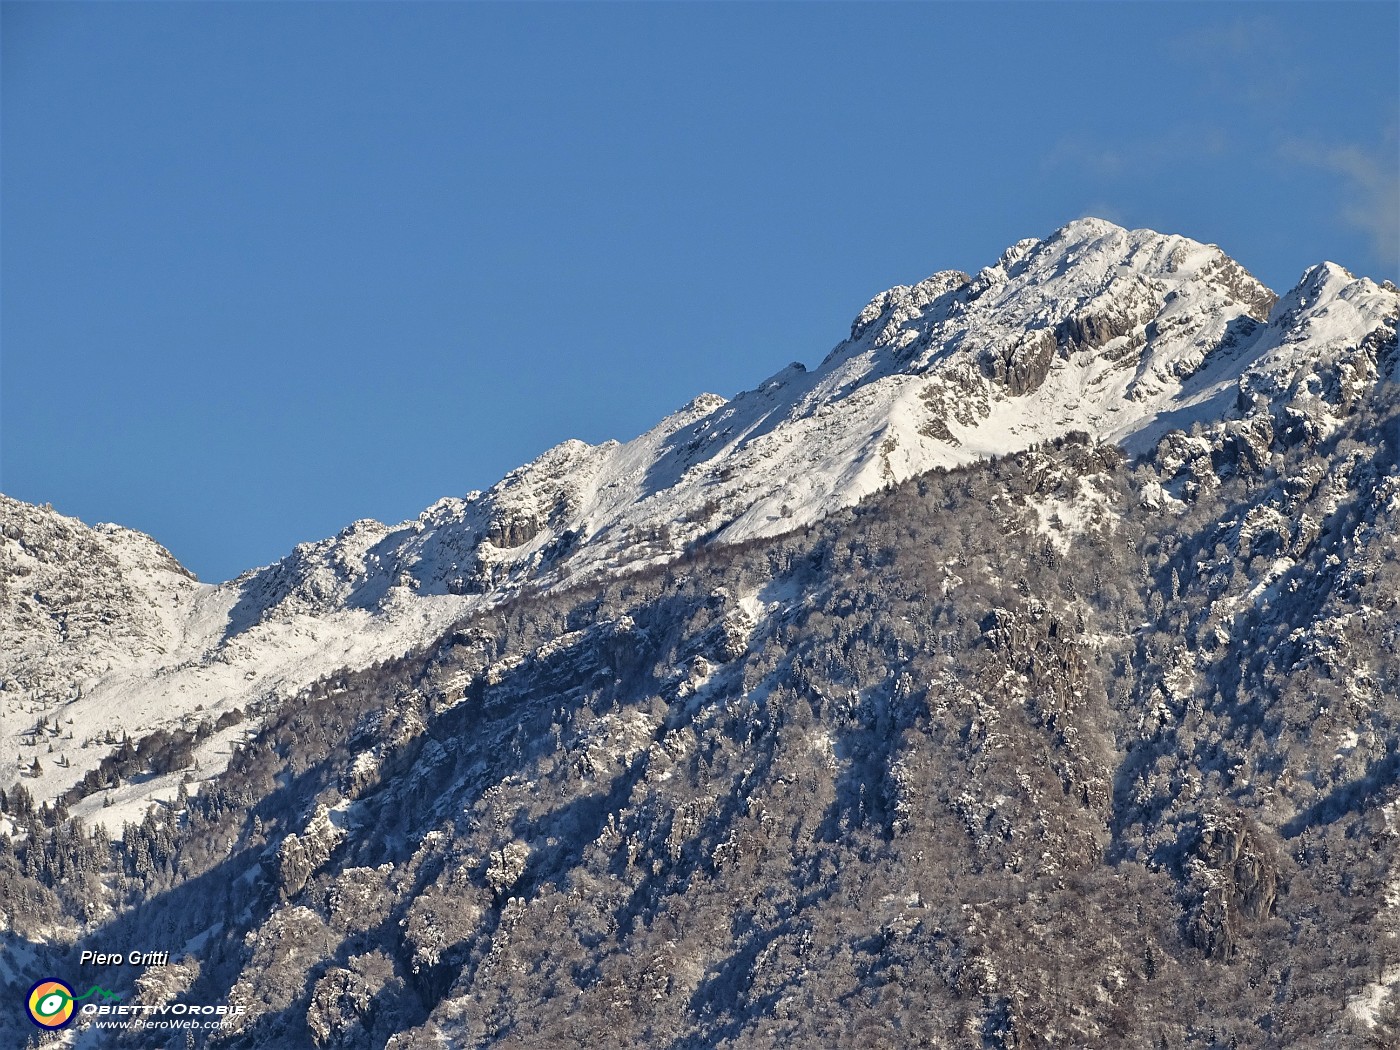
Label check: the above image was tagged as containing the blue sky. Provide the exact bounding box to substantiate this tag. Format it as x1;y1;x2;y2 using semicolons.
3;2;1397;582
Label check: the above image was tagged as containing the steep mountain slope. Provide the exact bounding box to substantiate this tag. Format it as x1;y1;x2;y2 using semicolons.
243;218;1392;612
4;388;1397;1048
2;217;1395;822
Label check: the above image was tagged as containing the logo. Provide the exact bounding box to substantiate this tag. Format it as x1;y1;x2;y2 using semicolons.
27;979;76;1028
25;979;122;1029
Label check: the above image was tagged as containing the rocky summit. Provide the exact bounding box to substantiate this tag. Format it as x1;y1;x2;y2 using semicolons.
2;219;1397;1048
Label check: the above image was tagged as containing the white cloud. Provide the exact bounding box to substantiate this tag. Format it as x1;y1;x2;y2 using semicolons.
1043;126;1229;181
1165;15;1302;109
1281;132;1400;275
1077;202;1129;227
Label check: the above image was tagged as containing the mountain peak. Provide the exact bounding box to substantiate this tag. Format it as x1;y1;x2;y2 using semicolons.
1052;214;1128;239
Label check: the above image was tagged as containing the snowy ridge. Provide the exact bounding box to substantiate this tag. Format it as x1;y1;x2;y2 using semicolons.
3;218;1396;811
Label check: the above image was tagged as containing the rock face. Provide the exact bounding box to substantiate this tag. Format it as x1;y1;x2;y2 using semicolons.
981;326;1058;396
1187;810;1280;960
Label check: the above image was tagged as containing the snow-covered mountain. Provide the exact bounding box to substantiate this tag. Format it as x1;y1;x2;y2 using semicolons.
3;218;1400;1049
3;217;1396;817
